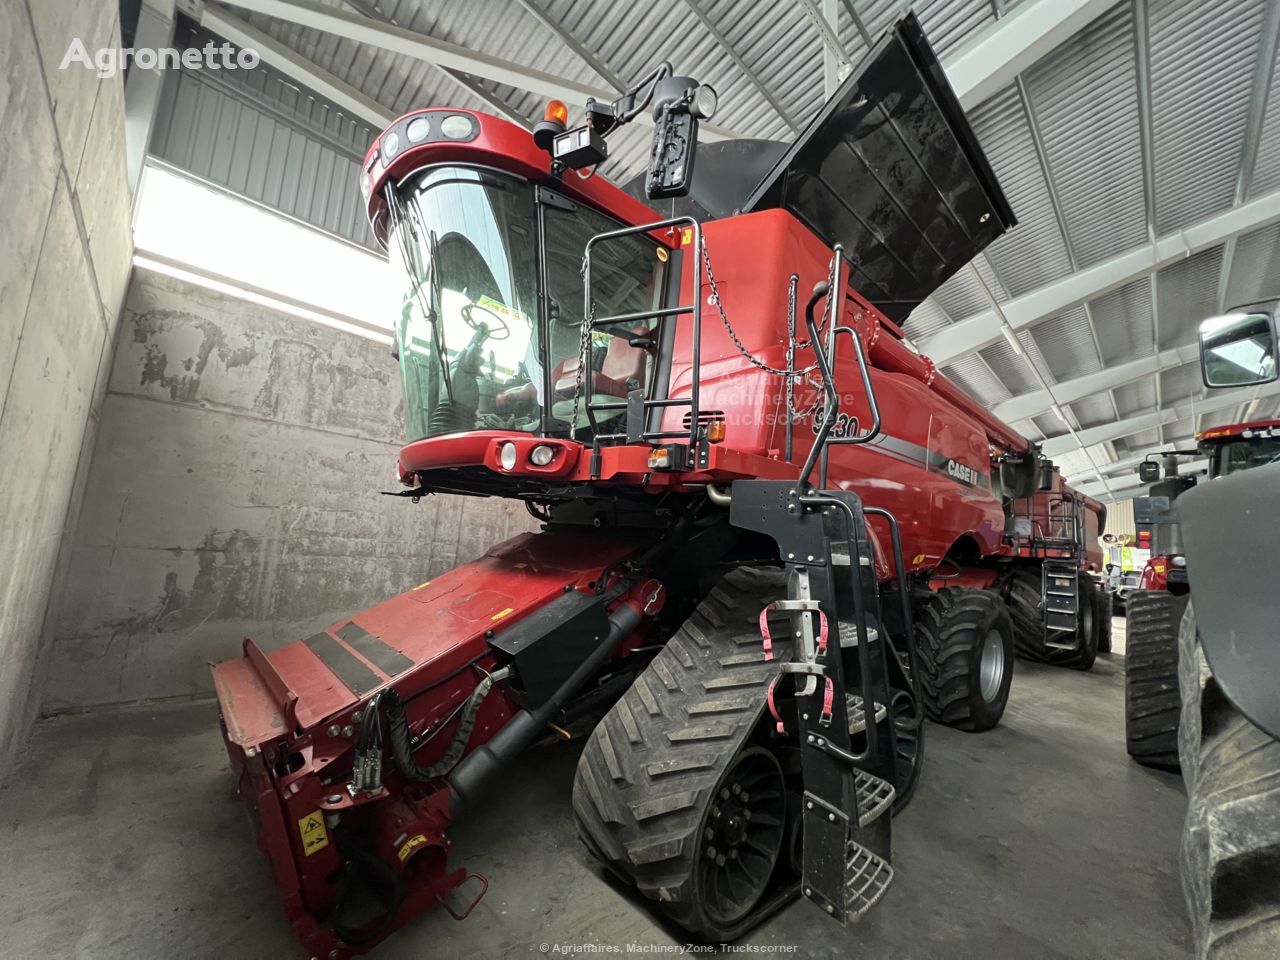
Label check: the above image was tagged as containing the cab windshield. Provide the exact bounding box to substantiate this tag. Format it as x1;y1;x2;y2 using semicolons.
1211;434;1280;476
387;166;666;442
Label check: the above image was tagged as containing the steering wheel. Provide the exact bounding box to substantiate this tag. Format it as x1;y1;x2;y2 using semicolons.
460;302;511;341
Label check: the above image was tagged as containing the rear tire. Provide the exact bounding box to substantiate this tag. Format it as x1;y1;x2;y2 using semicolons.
914;588;1013;732
1178;601;1280;958
571;567;792;939
1009;569;1097;669
1124;590;1188;770
1098;590;1113;654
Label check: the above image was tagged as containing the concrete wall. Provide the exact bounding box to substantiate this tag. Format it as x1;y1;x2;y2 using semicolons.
0;3;134;770
43;268;535;712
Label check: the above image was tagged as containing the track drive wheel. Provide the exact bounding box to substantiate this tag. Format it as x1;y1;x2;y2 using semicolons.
571;567;793;940
1124;590;1188;770
1178;601;1280;958
914;588;1013;732
1098;589;1113;654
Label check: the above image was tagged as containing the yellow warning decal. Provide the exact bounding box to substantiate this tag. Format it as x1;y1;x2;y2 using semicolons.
490;607;515;621
680;226;694;246
297;810;329;856
912;554;927;566
398;834;430;863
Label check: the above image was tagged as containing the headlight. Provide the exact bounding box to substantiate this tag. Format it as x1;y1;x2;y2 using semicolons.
439;114;474;139
406;116;431;143
381;131;401;161
1171;555;1187;568
499;442;518;471
530;444;555;466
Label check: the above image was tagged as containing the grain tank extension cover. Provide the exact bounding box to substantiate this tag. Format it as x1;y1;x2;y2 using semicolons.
740;13;1016;323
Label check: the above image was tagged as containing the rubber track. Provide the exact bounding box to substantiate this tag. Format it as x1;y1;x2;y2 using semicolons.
1124;591;1187;770
571;567;792;937
915;588;1007;731
1178;602;1280;959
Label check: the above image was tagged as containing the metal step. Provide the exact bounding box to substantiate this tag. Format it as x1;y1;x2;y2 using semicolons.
846;693;887;735
830;546;872;567
853;770;895;826
844;840;894;921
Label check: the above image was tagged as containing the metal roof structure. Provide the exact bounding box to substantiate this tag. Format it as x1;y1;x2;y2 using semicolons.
165;0;1280;501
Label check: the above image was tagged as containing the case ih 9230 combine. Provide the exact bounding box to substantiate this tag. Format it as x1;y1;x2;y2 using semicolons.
211;17;1106;958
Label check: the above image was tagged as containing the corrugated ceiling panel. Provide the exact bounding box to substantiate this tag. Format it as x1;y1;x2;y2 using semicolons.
1069;393;1115;430
1089;278;1154;365
1026;305;1100;381
929;257;1009;322
1150;0;1266;234
1032;412;1062;437
1155;244;1225;348
1225;221;1280;306
908;0;996;58
1024;3;1147;267
901;298;954;340
1112;378;1158;418
1249;37;1280;196
941;355;1011;405
1125;426;1163;450
978;339;1038;396
1158;363;1202;405
969;86;1075;297
153;20;379;249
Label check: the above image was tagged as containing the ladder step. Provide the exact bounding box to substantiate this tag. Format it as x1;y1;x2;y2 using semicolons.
830;546;871;567
853;770;895;826
844;840;894;921
846;694;887;735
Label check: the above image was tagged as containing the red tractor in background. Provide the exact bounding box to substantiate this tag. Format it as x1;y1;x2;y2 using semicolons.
210;17;1107;958
1125;364;1280;770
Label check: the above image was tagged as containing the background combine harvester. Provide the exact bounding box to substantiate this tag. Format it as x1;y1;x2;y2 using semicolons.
211;16;1106;958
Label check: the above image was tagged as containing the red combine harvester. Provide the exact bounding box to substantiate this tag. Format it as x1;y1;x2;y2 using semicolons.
211;17;1106;958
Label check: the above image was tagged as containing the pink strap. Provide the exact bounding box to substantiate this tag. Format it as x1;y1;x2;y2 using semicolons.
820;677;835;727
759;603;776;661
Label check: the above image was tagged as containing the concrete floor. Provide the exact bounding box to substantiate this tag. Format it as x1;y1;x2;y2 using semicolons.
2;624;1191;959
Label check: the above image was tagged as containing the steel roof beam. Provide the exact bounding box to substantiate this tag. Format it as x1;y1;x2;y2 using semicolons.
917;187;1280;365
1214;0;1280;311
216;0;741;140
945;0;1121;109
1041;379;1280;456
991;343;1200;423
681;0;799;132
512;0;625;92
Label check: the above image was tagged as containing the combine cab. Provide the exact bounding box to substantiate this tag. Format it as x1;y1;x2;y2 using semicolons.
211;16;1108;958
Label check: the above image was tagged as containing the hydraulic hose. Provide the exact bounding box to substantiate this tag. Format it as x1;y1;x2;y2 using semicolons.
383;668;509;783
446;600;644;811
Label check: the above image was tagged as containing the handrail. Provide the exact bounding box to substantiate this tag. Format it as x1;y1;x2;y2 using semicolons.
581;216;702;450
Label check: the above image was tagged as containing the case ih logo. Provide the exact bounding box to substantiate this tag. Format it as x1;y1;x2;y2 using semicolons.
945;458;983;488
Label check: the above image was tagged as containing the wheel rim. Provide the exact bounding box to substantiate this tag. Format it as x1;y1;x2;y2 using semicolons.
696;746;786;928
978;627;1006;702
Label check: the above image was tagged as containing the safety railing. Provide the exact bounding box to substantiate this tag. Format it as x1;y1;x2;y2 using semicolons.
581;216;702;448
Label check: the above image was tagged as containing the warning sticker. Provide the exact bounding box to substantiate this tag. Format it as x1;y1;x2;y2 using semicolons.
297;810;329;856
398;834;430;863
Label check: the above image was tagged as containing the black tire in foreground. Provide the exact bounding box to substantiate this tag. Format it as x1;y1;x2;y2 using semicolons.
914;588;1013;732
571;567;793;940
1009;569;1099;669
1124;590;1189;770
1178;601;1280;959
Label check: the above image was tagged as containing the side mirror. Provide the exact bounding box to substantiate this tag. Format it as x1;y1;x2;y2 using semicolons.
1199;307;1278;388
1138;461;1160;483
